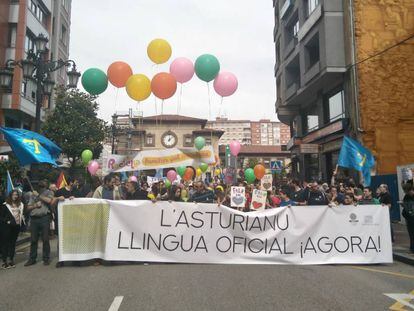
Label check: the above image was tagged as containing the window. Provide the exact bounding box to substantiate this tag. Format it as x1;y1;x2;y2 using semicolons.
61;25;67;45
205;137;212;146
293;20;299;38
30;0;37;15
29;0;47;25
305;33;320;70
25;34;36;53
284;12;299;46
5;117;20;128
307;115;319;132
307;0;319;16
145;134;155;147
7;24;17;48
328;90;345;122
21;81;27;96
183;134;193;147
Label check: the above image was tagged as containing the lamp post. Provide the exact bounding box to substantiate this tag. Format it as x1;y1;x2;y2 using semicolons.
0;33;81;132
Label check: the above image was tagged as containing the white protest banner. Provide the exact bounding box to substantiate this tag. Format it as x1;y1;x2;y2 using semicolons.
231;186;246;208
58;199;393;265
103;147;215;173
251;189;267;211
261;174;273;191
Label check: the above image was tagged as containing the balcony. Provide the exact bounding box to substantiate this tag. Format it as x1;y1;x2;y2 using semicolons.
298;4;322;42
303;61;320;85
284;38;297;59
280;0;293;20
285;82;299;100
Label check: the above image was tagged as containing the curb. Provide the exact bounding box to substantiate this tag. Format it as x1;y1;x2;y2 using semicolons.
393;252;414;266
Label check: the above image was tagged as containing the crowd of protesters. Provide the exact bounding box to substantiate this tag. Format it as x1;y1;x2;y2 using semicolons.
0;169;413;269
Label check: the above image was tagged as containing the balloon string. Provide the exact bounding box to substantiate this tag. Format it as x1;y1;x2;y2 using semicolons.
154;96;158;129
207;82;211;121
177;83;183;130
218;96;224;117
114;88;119;114
161;99;164;127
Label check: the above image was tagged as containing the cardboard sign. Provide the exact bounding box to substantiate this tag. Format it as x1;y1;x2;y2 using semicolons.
231;186;246;208
261;174;273;191
250;189;267;211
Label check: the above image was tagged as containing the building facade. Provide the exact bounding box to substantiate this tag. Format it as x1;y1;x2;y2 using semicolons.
0;0;72;153
273;0;414;181
207;117;290;146
273;0;348;181
112;113;223;157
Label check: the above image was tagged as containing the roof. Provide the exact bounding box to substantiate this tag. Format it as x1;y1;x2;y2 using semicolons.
139;114;207;124
218;145;289;155
192;129;225;137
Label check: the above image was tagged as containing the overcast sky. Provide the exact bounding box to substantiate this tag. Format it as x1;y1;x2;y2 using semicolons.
69;0;277;123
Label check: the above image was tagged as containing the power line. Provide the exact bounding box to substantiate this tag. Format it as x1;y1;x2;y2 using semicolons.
349;33;414;68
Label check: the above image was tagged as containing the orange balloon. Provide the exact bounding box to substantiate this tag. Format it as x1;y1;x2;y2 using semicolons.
151;72;177;99
107;61;133;88
183;167;194;181
254;164;266;180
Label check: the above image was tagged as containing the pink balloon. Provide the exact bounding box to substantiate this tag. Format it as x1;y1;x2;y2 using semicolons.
128;176;138;183
88;160;99;176
169;57;194;83
229;140;241;156
167;170;177;182
213;71;238;97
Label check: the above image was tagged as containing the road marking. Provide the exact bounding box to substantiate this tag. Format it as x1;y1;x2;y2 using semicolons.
351;266;414;280
385;290;414;310
108;296;124;311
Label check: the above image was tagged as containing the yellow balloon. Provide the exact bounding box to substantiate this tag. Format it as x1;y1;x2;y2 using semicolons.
215;169;221;176
147;38;172;64
125;74;151;101
196;168;202;177
148;193;155;200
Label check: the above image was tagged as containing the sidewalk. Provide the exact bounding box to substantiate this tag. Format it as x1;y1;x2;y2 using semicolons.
16;232;30;246
392;222;414;265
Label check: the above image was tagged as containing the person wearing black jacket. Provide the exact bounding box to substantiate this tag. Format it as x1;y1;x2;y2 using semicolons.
125;181;148;200
402;183;414;253
306;182;329;206
0;190;25;269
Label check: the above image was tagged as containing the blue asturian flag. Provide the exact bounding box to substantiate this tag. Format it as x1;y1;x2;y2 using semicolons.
6;170;14;195
0;127;61;166
338;136;375;186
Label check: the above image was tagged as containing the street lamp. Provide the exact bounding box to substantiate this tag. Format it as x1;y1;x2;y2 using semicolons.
0;33;81;132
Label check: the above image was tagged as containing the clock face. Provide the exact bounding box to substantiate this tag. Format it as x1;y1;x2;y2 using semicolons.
161;131;177;148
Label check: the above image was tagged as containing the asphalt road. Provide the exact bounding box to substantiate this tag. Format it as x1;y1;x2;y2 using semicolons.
1;239;413;311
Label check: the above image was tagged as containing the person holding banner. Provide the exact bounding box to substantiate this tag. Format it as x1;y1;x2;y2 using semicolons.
93;175;121;200
190;181;214;203
24;180;54;266
0;190;25;269
279;190;296;207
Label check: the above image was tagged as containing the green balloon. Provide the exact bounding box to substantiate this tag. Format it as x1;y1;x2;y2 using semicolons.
177;166;186;177
81;68;108;95
195;54;220;82
245;168;256;184
165;180;171;188
194;136;206;151
81;149;93;166
200;162;208;173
